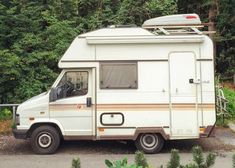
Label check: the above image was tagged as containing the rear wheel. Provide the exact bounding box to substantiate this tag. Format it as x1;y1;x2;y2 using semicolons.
30;125;60;154
135;133;164;154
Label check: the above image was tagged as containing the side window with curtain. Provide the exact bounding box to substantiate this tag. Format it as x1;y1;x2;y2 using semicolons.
100;62;138;89
56;71;88;99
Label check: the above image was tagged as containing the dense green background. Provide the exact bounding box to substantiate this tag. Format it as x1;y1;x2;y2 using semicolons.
0;0;234;103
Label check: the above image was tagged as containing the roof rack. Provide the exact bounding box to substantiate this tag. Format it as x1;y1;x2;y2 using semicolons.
142;14;216;35
143;24;215;35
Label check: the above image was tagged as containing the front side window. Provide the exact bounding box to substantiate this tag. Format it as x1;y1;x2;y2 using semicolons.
56;71;88;99
100;62;137;89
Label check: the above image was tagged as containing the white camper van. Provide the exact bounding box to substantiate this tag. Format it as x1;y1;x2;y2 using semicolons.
13;14;216;154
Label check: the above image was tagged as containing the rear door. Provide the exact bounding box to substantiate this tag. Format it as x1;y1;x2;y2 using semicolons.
169;52;199;137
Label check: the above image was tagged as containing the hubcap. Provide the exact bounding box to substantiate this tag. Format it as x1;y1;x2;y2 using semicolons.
141;134;158;150
38;133;52;148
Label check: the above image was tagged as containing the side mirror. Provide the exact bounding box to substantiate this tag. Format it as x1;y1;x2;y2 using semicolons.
49;88;58;102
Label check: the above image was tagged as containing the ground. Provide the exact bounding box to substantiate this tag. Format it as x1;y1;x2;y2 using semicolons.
1;127;235;167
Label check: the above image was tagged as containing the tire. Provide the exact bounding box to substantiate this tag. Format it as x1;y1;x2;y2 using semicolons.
135;133;164;154
30;125;60;154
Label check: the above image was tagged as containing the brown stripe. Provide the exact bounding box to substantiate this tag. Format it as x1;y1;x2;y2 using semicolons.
49;103;215;111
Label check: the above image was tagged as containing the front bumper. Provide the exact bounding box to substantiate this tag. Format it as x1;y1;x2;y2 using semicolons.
12;129;28;139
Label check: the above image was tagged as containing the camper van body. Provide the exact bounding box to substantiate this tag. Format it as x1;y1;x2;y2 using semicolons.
13;14;216;154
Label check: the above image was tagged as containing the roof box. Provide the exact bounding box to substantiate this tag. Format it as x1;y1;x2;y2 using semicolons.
142;14;201;27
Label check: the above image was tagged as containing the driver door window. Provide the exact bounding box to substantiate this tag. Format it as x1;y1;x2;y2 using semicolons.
56;71;88;99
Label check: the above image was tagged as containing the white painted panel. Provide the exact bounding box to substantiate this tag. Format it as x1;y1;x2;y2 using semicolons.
203;111;216;125
98;128;135;136
201;62;215;92
171;110;198;136
59;38;95;64
97;91;169;104
96;44;199;61
170;52;196;97
200;36;213;59
138;62;169;92
97;111;169;128
55;117;92;136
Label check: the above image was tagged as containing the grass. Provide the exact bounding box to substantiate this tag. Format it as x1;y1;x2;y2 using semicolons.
217;82;235;127
223;87;235;117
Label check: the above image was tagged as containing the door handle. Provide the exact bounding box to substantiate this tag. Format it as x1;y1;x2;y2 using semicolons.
189;78;200;84
86;97;92;107
189;78;194;84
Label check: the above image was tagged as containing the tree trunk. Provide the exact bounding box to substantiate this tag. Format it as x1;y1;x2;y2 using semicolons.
208;0;217;60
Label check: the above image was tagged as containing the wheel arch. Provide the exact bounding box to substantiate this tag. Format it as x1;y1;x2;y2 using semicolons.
27;120;64;138
133;127;169;140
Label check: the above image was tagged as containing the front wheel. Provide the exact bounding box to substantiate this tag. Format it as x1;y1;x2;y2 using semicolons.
30;125;60;154
135;133;164;154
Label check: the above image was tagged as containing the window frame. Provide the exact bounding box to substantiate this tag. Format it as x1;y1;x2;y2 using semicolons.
56;70;89;99
99;61;138;89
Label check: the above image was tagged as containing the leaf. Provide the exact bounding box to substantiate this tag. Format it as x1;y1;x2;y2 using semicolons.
105;159;113;167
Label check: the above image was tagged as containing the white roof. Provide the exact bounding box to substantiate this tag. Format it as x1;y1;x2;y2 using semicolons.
79;27;153;37
143;13;201;27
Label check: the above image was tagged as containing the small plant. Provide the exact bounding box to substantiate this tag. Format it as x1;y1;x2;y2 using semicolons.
233;154;235;168
105;151;151;168
105;158;139;168
162;146;216;168
71;157;81;168
167;149;181;168
135;151;149;168
223;87;235;117
191;146;215;168
0;108;12;120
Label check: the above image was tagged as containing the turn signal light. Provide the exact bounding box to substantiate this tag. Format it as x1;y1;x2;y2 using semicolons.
199;127;205;133
98;127;104;132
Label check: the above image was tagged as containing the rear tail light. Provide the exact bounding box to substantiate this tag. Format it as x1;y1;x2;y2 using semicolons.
185;15;198;19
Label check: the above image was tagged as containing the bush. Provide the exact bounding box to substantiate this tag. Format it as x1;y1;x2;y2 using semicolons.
233;154;235;168
223;87;235;117
135;151;149;168
167;149;181;168
105;158;138;168
162;146;216;168
0;108;12;120
71;157;81;168
105;151;151;168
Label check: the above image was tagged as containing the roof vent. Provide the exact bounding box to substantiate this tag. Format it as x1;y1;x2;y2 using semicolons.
142;14;201;27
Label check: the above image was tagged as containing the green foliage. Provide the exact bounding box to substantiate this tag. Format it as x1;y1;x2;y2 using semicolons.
184;146;216;168
162;146;216;168
135;151;149;168
0;108;12;121
167;149;181;168
223;87;235;117
0;0;177;104
105;158;139;168
233;153;235;168
71;157;81;168
105;151;151;168
177;0;235;77
0;0;233;104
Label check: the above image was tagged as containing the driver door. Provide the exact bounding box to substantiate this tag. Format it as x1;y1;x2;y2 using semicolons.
49;69;95;138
